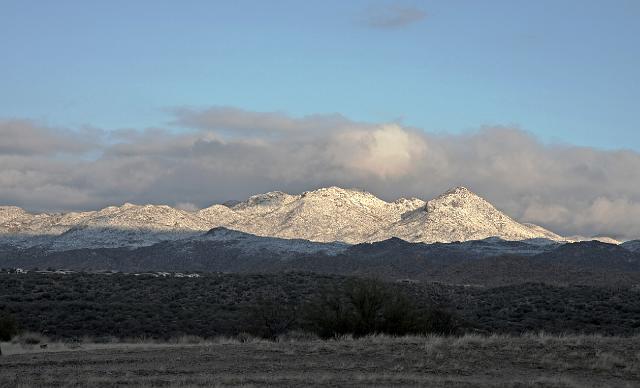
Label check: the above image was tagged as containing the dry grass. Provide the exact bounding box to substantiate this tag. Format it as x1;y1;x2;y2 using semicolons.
0;332;275;356
1;333;639;387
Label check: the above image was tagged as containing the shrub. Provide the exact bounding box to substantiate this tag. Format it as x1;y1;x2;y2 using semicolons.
303;279;459;338
248;297;299;339
0;313;18;342
0;312;19;355
303;286;355;338
422;307;459;335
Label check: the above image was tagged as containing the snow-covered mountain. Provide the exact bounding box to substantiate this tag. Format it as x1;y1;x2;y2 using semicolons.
0;186;570;249
220;187;426;244
368;187;563;243
49;203;214;250
0;206;95;236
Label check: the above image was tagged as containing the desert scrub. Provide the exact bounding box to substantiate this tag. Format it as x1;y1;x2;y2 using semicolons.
302;278;460;338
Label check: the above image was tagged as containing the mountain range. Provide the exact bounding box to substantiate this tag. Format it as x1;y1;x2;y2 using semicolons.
1;186;639;285
0;186;575;250
1;227;638;287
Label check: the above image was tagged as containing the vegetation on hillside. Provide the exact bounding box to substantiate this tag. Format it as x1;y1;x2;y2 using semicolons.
1;272;638;340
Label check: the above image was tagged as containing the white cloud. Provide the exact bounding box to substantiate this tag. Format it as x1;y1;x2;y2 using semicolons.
335;124;427;178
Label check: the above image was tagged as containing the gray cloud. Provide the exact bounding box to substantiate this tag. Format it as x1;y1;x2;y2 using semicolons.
170;106;359;136
1;109;640;240
0;119;98;156
361;5;426;29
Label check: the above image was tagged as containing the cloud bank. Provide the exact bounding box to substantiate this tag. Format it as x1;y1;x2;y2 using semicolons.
1;110;640;240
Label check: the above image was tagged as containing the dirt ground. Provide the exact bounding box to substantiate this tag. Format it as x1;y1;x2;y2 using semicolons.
1;334;639;387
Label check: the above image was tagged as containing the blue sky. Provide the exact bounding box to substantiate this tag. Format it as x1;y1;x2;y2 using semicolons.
1;0;639;149
2;1;640;238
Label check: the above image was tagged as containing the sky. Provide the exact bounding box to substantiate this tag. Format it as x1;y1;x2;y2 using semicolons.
1;1;640;239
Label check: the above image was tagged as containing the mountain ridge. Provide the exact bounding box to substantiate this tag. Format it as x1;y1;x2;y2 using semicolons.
0;186;605;249
1;231;638;287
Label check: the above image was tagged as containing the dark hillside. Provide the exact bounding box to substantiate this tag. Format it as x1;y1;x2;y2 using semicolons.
1;272;639;339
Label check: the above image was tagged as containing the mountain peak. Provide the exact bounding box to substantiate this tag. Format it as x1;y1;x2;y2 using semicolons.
426;186;489;213
439;186;478;198
373;185;564;244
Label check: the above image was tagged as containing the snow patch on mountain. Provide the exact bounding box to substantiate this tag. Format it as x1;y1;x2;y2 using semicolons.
566;236;621;245
51;225;200;250
201;227;348;255
0;206;30;224
196;204;243;226
231;191;298;215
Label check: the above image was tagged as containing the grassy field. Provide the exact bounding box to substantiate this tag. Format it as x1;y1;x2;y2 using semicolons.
1;334;639;387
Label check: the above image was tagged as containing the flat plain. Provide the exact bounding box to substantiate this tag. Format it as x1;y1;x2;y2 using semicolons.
1;334;639;387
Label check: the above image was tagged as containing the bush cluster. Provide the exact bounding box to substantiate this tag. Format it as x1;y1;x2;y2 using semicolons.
0;311;19;355
0;313;18;342
302;279;458;338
